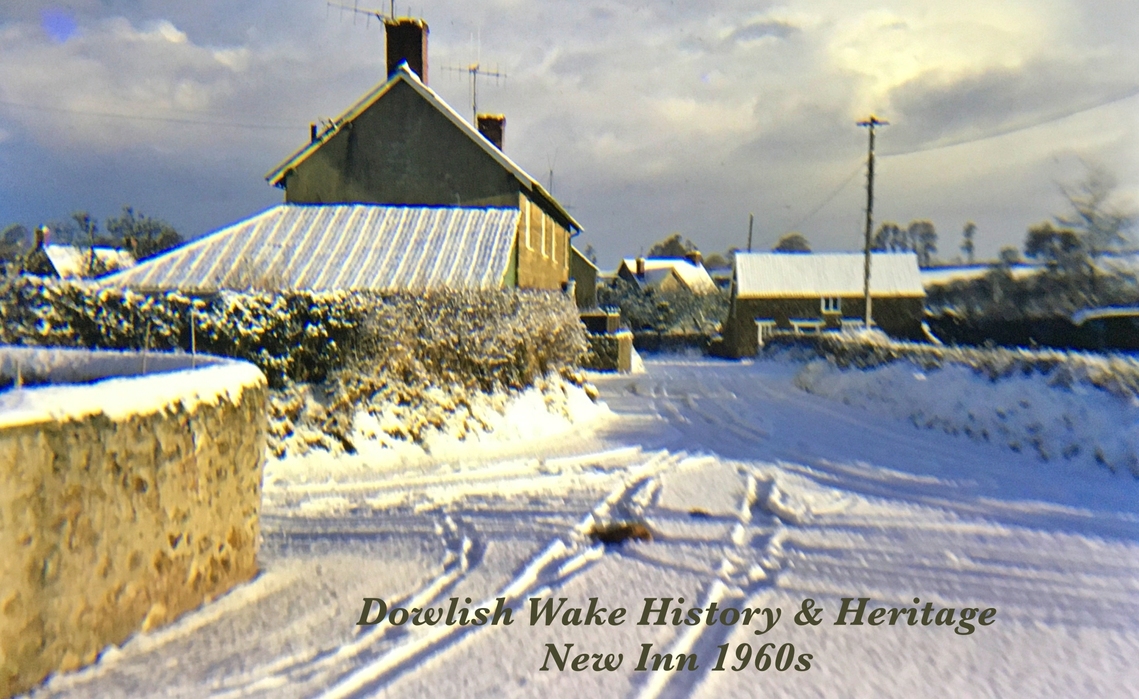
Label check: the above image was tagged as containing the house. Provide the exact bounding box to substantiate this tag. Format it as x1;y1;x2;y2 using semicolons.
263;18;582;292
43;245;136;279
102;204;522;292
721;252;925;357
616;254;718;295
23;227;136;279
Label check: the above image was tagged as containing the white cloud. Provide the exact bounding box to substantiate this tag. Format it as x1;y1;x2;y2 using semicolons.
0;0;1135;261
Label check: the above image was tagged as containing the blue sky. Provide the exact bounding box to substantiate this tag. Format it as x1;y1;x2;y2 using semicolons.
1;1;1136;266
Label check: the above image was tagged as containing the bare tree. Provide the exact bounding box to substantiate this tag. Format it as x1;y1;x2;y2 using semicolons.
961;222;976;264
908;220;938;267
1055;162;1136;257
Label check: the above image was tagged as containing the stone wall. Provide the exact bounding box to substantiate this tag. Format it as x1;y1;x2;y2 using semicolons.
583;331;634;373
0;347;267;699
722;296;925;357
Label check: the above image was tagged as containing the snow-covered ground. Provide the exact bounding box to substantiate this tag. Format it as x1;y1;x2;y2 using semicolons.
21;357;1139;698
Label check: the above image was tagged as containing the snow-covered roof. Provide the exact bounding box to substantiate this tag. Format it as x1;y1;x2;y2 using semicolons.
1072;306;1139;326
618;258;718;294
265;63;581;232
734;252;924;299
43;245;136;279
102;204;519;292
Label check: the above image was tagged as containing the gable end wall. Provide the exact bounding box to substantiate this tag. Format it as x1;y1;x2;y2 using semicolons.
283;81;519;207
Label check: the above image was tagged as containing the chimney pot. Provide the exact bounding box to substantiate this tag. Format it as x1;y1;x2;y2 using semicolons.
310;123;318;143
476;113;505;150
385;18;429;83
636;257;645;277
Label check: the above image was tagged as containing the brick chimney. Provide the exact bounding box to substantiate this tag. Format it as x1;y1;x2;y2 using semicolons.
476;114;505;150
385;18;429;83
636;257;645;276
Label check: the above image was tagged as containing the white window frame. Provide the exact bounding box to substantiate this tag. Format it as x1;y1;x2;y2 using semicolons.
541;215;548;258
821;297;841;313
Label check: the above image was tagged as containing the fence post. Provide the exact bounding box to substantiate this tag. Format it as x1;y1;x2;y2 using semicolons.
190;307;197;369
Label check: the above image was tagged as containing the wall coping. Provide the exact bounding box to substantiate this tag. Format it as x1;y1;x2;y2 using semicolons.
0;346;266;429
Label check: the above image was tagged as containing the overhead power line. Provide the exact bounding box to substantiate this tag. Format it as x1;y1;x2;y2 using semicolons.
783;162;864;233
881;85;1139;158
779;85;1139;233
0;99;304;130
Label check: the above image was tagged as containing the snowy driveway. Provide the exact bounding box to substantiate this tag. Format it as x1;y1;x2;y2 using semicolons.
25;358;1139;698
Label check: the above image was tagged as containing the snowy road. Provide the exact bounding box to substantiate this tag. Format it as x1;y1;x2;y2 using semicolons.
24;358;1139;698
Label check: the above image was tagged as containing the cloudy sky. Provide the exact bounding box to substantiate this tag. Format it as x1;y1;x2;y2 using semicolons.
1;1;1137;266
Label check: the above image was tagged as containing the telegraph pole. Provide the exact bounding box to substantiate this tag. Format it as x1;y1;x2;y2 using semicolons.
856;115;888;329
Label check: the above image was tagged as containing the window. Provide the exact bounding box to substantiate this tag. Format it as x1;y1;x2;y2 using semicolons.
524;200;532;250
822;297;841;313
551;222;558;263
541;215;548;257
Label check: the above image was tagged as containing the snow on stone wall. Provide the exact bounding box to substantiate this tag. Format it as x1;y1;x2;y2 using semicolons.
0;346;267;698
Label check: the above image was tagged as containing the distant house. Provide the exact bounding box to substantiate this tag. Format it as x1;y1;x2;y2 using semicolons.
43;245;136;279
616;255;718;295
263;18;583;292
22;227;136;280
722;252;925;357
103;204;523;292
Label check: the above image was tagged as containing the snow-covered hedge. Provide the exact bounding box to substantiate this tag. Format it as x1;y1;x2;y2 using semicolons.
281;291;589;455
0;276;589;456
0;277;587;390
767;333;1139;476
764;333;1139;401
0;278;359;387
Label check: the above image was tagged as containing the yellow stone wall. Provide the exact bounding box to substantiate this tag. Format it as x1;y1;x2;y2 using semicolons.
0;353;267;698
516;192;571;290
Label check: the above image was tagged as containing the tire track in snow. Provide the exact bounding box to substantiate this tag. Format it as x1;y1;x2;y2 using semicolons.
628;469;787;699
197;448;661;697
313;450;684;699
205;512;482;698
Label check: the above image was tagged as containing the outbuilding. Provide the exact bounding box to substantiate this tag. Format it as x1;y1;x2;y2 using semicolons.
721;252;925;357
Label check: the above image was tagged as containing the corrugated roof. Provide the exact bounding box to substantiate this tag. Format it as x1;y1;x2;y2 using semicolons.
264;64;581;232
734;252;924;299
101;204;519;292
619;258;718;294
44;245;136;279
